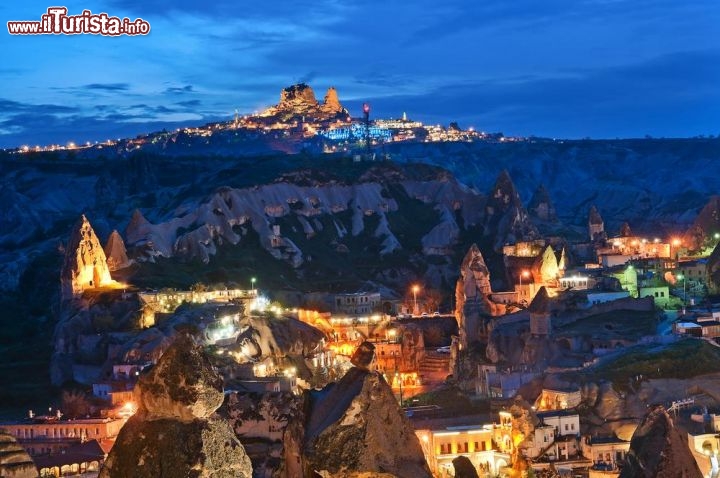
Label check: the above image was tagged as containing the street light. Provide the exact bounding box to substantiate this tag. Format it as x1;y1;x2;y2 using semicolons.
412;285;420;315
519;269;530;301
395;371;404;407
251;277;256;294
677;274;687;313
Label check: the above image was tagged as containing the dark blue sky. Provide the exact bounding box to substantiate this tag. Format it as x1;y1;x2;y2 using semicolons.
1;0;719;147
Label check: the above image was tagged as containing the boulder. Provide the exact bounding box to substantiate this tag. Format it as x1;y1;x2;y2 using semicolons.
99;335;252;478
350;341;375;370
619;405;702;478
452;456;480;478
305;368;431;478
134;335;224;421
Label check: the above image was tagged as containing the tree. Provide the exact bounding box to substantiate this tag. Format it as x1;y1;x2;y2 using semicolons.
61;389;90;419
424;288;443;313
190;282;208;293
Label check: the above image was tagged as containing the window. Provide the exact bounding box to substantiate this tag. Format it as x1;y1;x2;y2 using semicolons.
564;424;569;431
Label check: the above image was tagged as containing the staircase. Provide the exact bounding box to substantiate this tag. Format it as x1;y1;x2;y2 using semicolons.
419;352;451;379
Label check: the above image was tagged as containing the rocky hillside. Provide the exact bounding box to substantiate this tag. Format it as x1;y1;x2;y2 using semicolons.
385;138;720;233
1;138;718;408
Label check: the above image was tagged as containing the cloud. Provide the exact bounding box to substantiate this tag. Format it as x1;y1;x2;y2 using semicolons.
351;49;720;138
175;99;202;107
107;0;349;20
83;83;131;91
0;99;78;114
164;85;194;94
0;111;216;148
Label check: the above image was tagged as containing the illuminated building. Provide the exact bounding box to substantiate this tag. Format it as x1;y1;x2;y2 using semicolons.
320;122;391;142
414;425;510;476
0;416;126;457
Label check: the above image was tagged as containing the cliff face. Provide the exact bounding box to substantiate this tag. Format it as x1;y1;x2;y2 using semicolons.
619;405;702;478
60;215;113;299
0;431;38;478
99;335;252;478
125;176;485;268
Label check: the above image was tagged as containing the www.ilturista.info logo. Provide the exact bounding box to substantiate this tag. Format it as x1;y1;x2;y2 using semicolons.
7;7;150;36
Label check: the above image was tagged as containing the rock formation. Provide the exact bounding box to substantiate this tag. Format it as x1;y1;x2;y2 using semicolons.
536;246;560;286
103;230;129;271
588;205;605;242
619;405;702;478
558;247;567;271
99;335;252;478
484;170;538;250
125;209;150;245
0;431;38;478
223;391;307;477
528;286;552;336
261;83;349;123
322;87;344;114
350;341;375;370
619;222;632;237
304;342;431;478
279;83;318;109
507;396;540;473
123;175;483;268
60;215;113;299
455;244;494;348
527;184;557;222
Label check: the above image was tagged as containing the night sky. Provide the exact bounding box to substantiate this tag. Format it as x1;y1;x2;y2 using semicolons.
1;0;718;147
